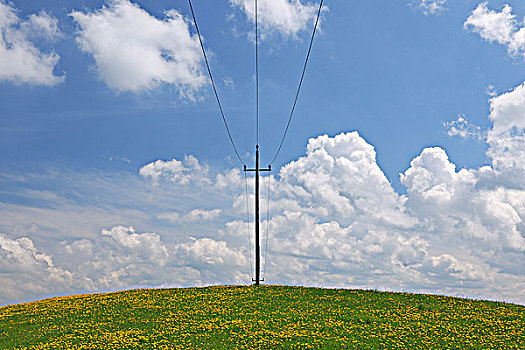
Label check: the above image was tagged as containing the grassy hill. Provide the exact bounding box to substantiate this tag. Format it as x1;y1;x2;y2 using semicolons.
1;285;523;349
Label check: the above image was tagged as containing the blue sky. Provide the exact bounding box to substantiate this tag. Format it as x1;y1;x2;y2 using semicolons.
1;0;525;306
4;0;523;184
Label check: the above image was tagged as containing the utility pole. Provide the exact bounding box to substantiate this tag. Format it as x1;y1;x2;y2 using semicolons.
244;145;271;285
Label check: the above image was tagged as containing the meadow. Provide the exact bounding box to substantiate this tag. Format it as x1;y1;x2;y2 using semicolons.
0;285;523;349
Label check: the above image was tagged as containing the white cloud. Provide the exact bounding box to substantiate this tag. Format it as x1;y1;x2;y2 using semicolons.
401;147;477;205
0;233;78;305
223;77;235;89
59;226;174;288
277;132;415;228
101;225;169;264
57;226;247;290
22;10;61;41
486;84;497;97
176;237;247;270
139;155;209;185
229;0;319;38
70;0;205;94
413;0;448;15
465;2;525;58
1;81;525;305
0;2;63;86
443;114;486;140
0;234;53;271
401;140;525;253
486;82;525;172
158;209;222;224
488;82;525;135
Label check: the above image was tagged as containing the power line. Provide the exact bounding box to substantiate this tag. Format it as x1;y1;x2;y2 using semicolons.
269;0;324;165
255;0;259;145
188;0;244;165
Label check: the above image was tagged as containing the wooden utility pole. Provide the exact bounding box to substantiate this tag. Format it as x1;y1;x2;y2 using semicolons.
244;145;271;285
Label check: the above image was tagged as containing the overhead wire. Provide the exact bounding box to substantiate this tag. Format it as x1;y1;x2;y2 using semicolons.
188;0;245;166
269;0;324;165
189;0;324;284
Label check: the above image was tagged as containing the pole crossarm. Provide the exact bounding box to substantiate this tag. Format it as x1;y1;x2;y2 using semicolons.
244;166;271;172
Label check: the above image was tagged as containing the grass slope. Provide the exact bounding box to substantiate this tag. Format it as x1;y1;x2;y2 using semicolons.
0;285;523;349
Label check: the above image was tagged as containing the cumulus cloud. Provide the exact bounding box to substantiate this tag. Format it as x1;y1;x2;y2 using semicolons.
277;132;415;228
401;147;476;206
1;80;525;305
486;82;525;172
0;234;77;305
443;114;486;141
486;84;497;97
465;2;525;58
141;87;524;303
139;155;209;185
229;0;319;38
158;209;222;224
101;225;169;264
70;0;205;94
57;226;247;290
412;0;448;15
400;82;525;256
22;10;61;41
176;237;247;270
0;1;63;86
260;130;523;298
146;112;523;301
58;226;169;288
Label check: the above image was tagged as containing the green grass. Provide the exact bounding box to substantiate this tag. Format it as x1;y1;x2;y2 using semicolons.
1;285;523;349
